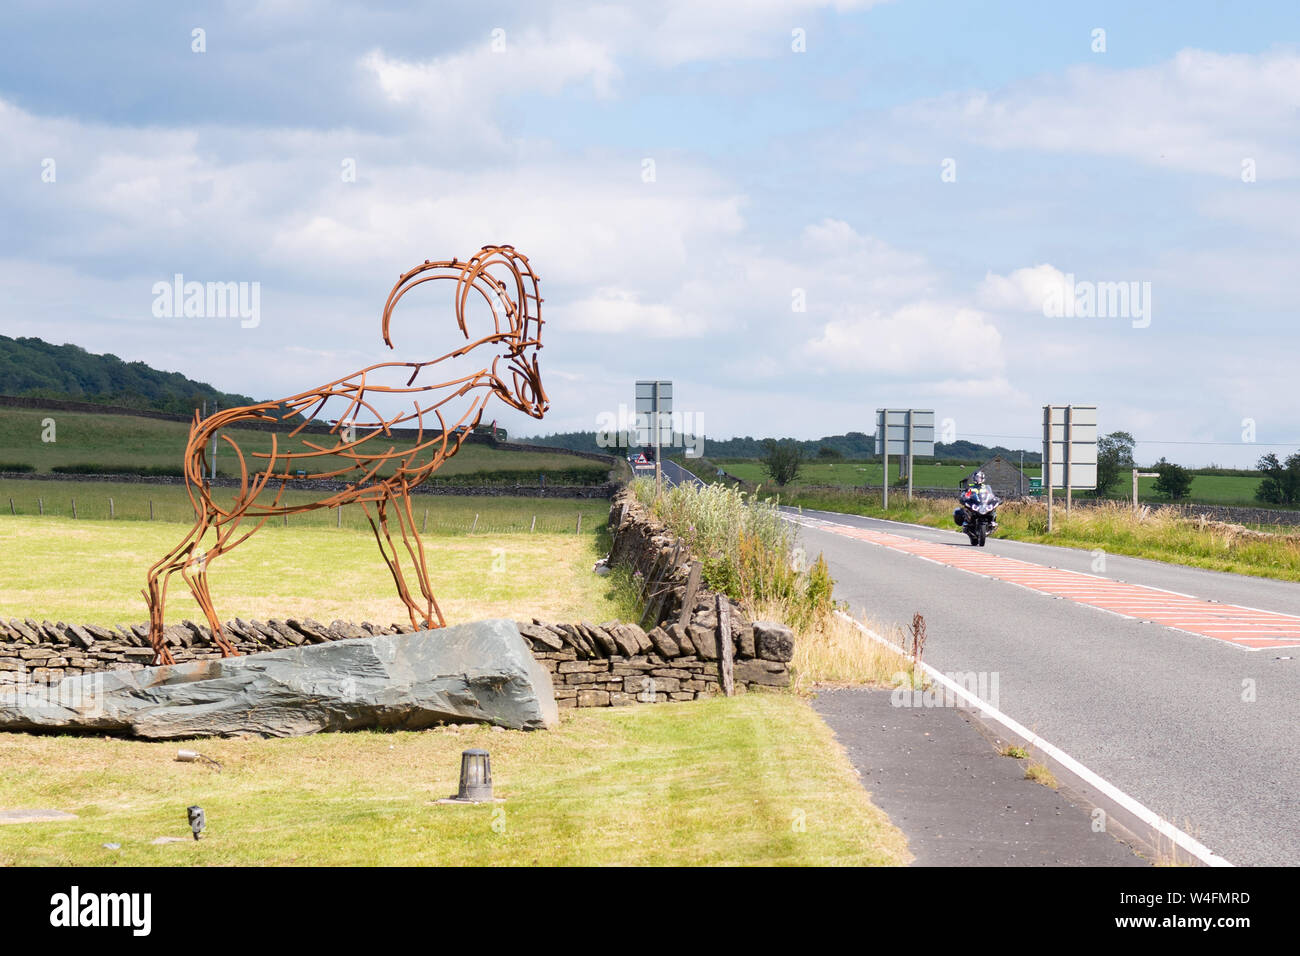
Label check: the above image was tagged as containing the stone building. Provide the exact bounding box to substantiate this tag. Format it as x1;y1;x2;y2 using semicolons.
972;455;1031;499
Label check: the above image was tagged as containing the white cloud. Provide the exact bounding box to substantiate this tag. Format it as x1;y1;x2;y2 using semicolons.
977;264;1067;313
805;301;1003;376
566;288;704;338
903;48;1300;177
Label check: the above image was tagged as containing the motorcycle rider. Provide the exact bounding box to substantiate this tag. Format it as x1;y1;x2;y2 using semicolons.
954;470;999;532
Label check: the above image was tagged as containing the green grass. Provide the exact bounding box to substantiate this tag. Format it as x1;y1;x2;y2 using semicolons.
0;405;606;479
786;489;1300;583
0;694;909;866
0;492;618;625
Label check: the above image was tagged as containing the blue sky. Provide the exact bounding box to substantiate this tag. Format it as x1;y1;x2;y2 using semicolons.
3;1;1298;465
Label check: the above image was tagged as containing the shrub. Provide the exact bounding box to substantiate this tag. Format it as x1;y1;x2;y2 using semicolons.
0;462;35;473
760;439;803;486
1152;458;1193;500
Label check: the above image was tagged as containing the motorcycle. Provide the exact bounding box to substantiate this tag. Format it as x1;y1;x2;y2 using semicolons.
953;482;1000;547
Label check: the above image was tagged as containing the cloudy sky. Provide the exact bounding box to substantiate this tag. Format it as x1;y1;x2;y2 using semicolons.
3;0;1298;466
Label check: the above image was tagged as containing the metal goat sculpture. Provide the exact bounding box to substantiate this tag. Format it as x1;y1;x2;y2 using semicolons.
144;245;547;665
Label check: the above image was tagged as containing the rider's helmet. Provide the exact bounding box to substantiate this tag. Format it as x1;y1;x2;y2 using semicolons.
972;470;986;486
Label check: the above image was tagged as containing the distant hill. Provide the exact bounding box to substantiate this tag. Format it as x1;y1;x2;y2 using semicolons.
0;335;266;417
519;429;1040;464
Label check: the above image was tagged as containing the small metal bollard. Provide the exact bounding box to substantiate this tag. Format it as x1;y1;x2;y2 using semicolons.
187;805;206;840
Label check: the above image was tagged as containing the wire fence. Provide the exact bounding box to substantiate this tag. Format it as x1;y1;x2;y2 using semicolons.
1;493;606;536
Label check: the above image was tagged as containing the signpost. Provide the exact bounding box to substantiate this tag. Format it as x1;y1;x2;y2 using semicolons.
875;409;936;507
1042;404;1098;532
1132;468;1159;513
635;380;673;492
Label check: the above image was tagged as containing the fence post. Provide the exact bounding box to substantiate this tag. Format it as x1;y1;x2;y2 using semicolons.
8;498;13;515
337;506;342;528
677;560;702;627
718;594;734;697
471;513;479;533
149;499;154;521
38;498;43;516
530;515;536;533
71;498;76;519
576;513;582;534
422;508;428;533
109;497;114;519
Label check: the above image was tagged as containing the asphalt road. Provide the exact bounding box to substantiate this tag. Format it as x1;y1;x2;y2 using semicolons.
784;505;1300;866
631;459;704;489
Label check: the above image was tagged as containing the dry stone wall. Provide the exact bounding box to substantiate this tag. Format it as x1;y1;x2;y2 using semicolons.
0;488;795;706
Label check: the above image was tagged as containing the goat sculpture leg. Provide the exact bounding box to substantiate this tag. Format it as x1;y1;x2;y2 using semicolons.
391;490;445;630
180;537;240;659
362;497;423;630
144;527;205;666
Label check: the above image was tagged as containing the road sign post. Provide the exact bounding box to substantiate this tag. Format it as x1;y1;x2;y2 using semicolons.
635;380;673;496
1042;404;1098;532
1132;468;1159;513
876;409;935;506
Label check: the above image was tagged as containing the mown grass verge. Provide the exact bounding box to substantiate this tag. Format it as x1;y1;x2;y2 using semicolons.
0;694;909;866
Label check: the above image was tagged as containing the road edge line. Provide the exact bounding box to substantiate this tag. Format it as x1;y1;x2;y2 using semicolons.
833;609;1235;867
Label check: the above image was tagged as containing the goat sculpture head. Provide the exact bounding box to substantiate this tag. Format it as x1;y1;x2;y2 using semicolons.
381;244;548;419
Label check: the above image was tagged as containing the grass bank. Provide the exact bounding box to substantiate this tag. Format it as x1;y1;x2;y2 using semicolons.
787;488;1300;583
0;694;908;866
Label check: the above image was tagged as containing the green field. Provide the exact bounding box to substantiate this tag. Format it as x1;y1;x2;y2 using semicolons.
711;459;1031;489
696;458;1278;508
0;486;616;625
0;477;610;533
0;405;608;480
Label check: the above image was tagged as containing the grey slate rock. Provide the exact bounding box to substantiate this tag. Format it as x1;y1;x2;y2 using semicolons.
516;622;563;651
753;622;795;662
0;619;557;738
689;625;718;660
667;622;695;656
66;625;96;650
734;658;790;686
329;620;366;641
646;626;679;658
582;622;618;656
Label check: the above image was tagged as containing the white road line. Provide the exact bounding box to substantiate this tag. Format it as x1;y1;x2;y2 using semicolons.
833;610;1234;868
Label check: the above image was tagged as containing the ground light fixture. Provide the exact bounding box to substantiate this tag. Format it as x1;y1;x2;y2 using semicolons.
457;749;493;802
188;805;205;840
437;748;499;804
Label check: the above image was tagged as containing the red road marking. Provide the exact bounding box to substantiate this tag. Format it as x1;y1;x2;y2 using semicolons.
806;520;1300;651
